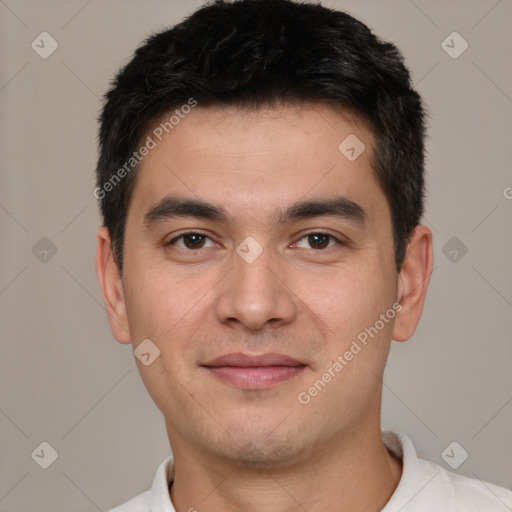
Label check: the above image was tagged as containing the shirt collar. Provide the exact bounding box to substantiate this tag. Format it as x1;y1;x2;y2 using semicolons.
380;430;440;511
149;452;175;512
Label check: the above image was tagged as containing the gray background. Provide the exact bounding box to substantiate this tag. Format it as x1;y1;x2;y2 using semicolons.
1;0;511;510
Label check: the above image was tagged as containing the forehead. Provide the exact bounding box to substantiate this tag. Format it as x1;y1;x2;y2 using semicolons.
127;102;389;227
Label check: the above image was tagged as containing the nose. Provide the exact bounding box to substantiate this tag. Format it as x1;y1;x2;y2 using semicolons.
214;243;298;331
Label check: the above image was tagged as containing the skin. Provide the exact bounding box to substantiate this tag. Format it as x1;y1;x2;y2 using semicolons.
96;102;433;512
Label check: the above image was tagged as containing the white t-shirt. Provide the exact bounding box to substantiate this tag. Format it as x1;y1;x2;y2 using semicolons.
108;431;512;511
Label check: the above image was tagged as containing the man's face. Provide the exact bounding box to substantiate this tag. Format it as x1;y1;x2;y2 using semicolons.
114;103;402;466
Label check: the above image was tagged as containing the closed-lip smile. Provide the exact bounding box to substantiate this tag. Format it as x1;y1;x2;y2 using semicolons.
202;352;306;389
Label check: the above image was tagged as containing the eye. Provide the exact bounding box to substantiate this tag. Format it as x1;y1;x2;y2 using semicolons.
294;233;342;250
167;232;217;250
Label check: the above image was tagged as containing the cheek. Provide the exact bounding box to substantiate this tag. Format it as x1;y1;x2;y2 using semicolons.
293;264;391;336
124;265;220;351
123;269;213;409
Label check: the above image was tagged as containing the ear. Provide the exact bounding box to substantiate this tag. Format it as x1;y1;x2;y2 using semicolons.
392;225;433;342
95;226;131;344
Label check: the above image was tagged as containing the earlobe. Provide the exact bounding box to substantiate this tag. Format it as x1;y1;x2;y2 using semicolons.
95;226;132;344
392;225;433;343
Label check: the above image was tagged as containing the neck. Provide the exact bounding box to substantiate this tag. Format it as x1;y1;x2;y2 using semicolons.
168;421;402;512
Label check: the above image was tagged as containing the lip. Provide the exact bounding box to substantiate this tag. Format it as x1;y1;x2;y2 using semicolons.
202;352;306;389
204;352;303;368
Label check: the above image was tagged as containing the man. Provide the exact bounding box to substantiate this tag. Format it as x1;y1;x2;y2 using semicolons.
94;0;512;510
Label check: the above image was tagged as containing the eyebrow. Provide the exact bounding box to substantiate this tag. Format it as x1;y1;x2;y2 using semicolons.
143;195;367;231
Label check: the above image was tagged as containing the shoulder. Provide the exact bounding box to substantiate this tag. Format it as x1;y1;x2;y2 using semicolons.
382;431;512;511
105;454;174;512
106;489;151;512
418;457;512;511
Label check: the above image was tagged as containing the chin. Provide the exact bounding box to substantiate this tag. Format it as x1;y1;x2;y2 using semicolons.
216;425;311;471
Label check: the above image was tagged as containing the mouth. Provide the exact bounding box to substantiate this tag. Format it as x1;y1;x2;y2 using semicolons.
202;352;307;389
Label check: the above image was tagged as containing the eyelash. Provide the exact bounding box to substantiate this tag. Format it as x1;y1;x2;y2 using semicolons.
166;230;216;250
166;231;345;251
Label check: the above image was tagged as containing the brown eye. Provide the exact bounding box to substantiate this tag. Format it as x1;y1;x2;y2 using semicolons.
183;234;206;249
308;234;330;249
295;233;341;250
168;232;215;250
